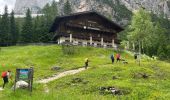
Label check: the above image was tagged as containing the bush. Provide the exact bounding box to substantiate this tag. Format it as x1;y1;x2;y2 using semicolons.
62;43;76;55
166;45;170;59
157;46;166;60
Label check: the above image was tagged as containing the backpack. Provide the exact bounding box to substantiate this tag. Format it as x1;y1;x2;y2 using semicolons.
1;72;7;78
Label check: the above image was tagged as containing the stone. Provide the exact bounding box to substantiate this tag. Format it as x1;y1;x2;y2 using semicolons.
51;67;61;71
133;72;149;79
13;80;29;89
142;73;149;79
99;86;131;95
82;81;89;84
71;78;83;83
112;76;118;80
0;87;4;91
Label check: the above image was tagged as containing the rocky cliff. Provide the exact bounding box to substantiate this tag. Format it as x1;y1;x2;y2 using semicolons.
14;0;170;23
120;0;170;17
57;0;170;25
58;0;132;25
14;0;52;14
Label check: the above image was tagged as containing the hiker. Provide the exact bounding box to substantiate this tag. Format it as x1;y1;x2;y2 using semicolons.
84;58;89;69
134;53;137;59
1;70;12;88
110;54;114;64
134;53;138;63
116;53;121;62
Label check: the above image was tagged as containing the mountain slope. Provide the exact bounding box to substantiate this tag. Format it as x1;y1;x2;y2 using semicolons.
58;0;170;25
14;0;52;14
14;0;170;25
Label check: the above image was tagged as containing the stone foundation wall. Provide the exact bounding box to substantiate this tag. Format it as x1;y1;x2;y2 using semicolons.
57;37;118;49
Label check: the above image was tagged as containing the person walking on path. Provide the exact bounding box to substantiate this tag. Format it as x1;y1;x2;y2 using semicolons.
116;53;121;62
1;70;12;88
134;53;138;63
84;58;89;69
110;54;114;64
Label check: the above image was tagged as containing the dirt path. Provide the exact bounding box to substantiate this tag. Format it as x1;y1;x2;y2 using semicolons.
0;87;4;91
36;68;86;84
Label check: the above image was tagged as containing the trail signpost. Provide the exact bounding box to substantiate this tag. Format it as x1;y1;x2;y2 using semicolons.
14;67;34;93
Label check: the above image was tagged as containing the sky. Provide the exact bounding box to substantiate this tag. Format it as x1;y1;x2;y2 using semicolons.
0;0;59;14
0;0;16;14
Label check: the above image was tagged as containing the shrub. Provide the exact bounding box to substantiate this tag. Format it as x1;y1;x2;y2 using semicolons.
166;45;170;59
62;43;76;55
157;46;166;60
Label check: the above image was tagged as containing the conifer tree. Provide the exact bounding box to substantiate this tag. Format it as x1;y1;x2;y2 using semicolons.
0;13;2;44
21;9;33;43
10;10;18;45
64;0;72;15
51;0;58;19
40;1;58;42
1;6;10;46
43;3;52;27
33;15;42;42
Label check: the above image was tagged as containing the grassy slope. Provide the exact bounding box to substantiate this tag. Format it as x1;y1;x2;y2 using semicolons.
0;45;170;100
0;45;112;80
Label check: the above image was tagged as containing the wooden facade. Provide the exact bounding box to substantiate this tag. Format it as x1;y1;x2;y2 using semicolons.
50;11;124;48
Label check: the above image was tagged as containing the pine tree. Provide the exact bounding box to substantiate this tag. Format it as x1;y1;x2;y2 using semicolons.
167;45;170;59
10;10;18;45
33;15;42;42
21;9;33;43
40;1;58;43
0;14;2;44
43;3;52;27
43;1;58;27
157;45;166;60
64;0;72;15
1;6;10;46
51;0;58;19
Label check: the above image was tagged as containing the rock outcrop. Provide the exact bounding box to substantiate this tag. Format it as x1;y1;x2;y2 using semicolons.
120;0;170;17
14;0;52;14
12;80;29;89
57;0;170;25
14;0;170;23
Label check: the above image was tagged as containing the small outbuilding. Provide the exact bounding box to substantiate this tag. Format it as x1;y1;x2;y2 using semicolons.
50;11;124;48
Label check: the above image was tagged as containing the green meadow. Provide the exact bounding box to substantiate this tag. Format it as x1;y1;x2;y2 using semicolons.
0;45;170;100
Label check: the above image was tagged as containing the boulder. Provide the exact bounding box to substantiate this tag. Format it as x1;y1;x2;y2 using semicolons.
112;76;118;80
0;87;4;91
14;80;29;89
51;66;61;71
71;78;83;83
99;86;131;95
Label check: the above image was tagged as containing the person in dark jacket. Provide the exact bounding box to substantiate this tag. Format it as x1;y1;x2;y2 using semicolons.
110;54;114;64
84;58;89;69
134;53;138;63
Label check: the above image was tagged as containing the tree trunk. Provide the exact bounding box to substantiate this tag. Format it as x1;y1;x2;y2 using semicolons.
139;41;141;66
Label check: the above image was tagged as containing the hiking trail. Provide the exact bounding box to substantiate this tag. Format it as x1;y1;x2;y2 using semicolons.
36;67;86;84
0;87;4;91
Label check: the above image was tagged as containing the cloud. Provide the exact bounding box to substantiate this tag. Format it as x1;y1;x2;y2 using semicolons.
0;0;16;14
